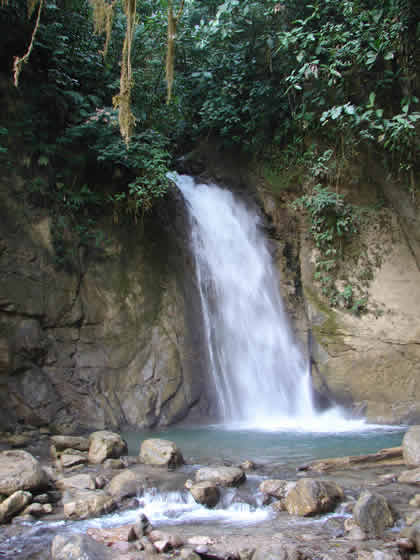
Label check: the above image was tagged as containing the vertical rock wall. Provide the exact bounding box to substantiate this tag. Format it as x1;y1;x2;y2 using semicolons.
0;174;202;432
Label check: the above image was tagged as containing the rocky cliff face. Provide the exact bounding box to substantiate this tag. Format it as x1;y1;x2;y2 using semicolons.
0;172;202;432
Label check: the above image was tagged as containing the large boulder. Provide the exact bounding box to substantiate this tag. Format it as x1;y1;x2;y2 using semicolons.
353;491;394;536
0;491;32;523
0;450;46;496
56;474;96;491
188;481;220;508
107;469;147;501
403;426;420;466
51;534;113;560
51;435;89;451
259;479;295;500
139;439;184;468
195;466;246;487
284;478;343;517
63;489;116;520
88;431;127;464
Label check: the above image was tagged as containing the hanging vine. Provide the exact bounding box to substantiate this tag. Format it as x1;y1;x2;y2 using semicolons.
166;0;184;104
13;0;44;87
9;0;185;141
90;0;116;57
112;0;136;145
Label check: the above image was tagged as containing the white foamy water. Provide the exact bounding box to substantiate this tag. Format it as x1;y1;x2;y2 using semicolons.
42;488;272;533
172;173;374;432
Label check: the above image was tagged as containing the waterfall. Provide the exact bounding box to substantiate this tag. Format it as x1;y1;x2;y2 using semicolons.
173;173;362;430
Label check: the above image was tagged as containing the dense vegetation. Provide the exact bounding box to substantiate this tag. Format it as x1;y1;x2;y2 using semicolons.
0;0;419;298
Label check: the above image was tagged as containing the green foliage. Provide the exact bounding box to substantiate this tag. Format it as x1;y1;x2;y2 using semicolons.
292;184;361;309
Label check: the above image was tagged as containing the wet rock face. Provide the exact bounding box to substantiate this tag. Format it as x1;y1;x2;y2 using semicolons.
0;181;202;432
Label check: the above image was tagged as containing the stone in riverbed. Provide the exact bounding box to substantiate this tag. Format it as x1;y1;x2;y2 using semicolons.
88;431;127;464
63;489;116;520
398;467;420;484
56;473;96;491
403;426;420;466
51;435;89;451
194;466;246;487
0;491;32;523
107;468;147;501
139;438;184;468
86;525;137;544
188;480;220;508
60;453;87;469
253;544;302;560
284;478;343;516
357;551;402;560
353;490;394;536
51;534;113;560
0;450;46;496
259;479;295;500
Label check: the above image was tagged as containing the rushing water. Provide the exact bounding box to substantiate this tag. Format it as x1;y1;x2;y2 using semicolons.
173;173;367;430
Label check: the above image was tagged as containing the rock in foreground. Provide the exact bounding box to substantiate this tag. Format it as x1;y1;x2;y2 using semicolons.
285;478;343;516
188;480;220;508
63;489;116;520
0;450;46;496
51;534;113;560
353;491;394;536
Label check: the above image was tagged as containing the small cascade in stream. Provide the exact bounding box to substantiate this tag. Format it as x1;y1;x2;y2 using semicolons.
173;173;337;429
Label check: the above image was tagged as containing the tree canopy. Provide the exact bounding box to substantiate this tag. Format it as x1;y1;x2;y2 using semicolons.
0;0;419;225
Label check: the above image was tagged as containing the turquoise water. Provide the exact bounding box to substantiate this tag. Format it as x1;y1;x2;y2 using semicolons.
123;424;405;469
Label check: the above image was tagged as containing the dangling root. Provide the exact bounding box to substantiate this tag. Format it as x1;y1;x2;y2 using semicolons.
13;0;44;87
166;0;184;104
113;0;136;144
90;0;116;57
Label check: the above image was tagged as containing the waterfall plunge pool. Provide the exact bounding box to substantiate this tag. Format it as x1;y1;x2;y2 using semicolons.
124;424;405;473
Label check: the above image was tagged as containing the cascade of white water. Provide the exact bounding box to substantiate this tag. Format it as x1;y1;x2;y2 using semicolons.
172;173;370;431
173;173;321;426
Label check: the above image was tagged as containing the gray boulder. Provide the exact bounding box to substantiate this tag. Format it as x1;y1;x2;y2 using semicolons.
398;467;420;484
188;480;220;508
403;426;420;466
88;431;127;464
0;491;32;523
107;468;147;501
139;438;184;468
0;450;46;496
353;491;394;536
285;478;343;516
195;466;246;487
51;435;89;451
259;479;295;500
63;489;116;520
51;534;113;560
56;474;96;491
